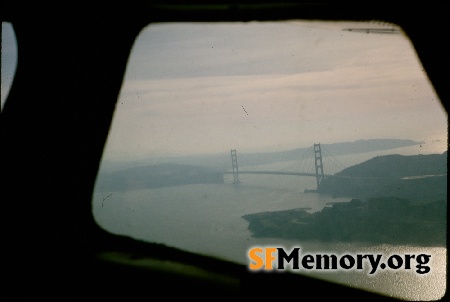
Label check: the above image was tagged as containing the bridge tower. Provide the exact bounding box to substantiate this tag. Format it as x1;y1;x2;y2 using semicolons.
314;143;325;189
230;149;240;183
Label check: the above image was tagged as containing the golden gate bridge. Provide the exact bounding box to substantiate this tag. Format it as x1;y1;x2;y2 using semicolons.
224;143;347;190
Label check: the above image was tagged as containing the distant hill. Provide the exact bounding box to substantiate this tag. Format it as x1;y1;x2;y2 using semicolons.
233;138;422;167
335;152;447;178
99;138;422;172
318;151;447;201
101;163;224;191
242;151;447;246
320;138;422;156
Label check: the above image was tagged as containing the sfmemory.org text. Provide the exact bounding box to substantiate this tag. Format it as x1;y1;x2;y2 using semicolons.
248;247;431;275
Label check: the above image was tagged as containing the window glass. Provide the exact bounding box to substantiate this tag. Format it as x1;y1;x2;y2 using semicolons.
93;21;447;300
1;22;18;111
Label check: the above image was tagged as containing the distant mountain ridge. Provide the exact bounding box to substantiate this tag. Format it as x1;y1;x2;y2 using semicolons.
104;139;423;171
335;151;447;178
234;139;422;166
320;138;423;155
319;151;447;201
101;138;422;173
102;163;224;191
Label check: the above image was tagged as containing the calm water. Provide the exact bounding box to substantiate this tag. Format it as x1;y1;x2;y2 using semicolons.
93;142;447;301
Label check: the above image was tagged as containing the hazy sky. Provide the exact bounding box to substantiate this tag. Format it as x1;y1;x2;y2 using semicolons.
2;21;448;161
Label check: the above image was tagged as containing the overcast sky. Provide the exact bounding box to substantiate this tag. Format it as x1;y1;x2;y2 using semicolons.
2;21;448;161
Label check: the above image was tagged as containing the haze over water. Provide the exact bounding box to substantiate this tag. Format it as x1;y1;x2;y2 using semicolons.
93;141;447;301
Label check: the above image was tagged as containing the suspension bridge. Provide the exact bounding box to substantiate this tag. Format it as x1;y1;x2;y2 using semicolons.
224;143;347;191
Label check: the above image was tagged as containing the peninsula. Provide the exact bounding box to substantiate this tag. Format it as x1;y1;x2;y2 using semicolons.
242;151;447;246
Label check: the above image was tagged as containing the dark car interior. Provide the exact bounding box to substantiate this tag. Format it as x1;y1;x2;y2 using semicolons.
2;2;448;301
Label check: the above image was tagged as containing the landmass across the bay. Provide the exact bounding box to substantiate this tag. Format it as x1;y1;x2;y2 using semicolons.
99;138;424;191
242;151;447;247
100;138;422;173
100;163;224;191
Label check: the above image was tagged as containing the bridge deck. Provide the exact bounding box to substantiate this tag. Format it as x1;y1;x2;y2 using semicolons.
224;171;432;179
223;171;331;177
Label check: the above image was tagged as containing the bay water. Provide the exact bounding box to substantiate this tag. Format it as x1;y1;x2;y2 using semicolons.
93;141;447;300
